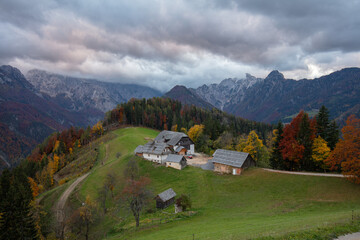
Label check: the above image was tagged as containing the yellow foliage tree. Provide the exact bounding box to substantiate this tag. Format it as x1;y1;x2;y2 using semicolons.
242;130;266;163
47;160;55;186
180;127;187;134
92;121;104;136
235;135;247;152
188;124;204;143
53;140;60;153
28;177;39;198
312;136;331;169
53;154;60;173
171;124;178;132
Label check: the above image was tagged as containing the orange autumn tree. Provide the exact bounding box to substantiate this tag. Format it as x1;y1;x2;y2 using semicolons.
279;111;317;171
279;111;305;170
325;115;360;183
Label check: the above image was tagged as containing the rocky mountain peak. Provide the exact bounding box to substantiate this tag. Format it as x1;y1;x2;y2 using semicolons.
0;65;34;90
245;73;256;80
265;70;285;81
218;78;236;88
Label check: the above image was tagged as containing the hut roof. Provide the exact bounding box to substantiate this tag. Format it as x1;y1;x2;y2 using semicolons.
155;130;191;146
212;149;250;168
157;188;177;202
166;154;185;163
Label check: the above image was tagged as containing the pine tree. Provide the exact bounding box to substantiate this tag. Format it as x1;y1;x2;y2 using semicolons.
270;122;284;169
316;106;339;150
327;120;339;150
316;105;330;140
298;113;316;171
0;168;38;240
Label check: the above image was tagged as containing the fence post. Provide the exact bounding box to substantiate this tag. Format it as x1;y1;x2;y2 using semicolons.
193;233;195;240
352;210;354;223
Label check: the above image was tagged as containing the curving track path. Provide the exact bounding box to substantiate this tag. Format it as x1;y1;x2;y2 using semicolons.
56;173;90;223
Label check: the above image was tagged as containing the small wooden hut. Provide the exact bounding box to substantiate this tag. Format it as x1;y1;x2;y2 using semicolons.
155;188;177;209
165;154;187;170
212;149;255;175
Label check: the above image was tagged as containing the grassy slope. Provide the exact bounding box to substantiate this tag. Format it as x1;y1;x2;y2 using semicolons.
77;127;360;240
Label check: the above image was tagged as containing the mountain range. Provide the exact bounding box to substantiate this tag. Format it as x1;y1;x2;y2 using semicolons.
0;66;161;170
1;65;359;170
165;68;360;124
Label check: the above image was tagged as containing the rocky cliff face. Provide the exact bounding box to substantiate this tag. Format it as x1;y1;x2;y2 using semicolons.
193;73;262;110
26;69;162;115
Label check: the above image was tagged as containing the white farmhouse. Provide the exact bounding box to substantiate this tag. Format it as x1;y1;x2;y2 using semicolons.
134;142;172;164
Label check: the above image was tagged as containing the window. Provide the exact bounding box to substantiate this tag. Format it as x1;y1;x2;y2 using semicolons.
157;155;159;158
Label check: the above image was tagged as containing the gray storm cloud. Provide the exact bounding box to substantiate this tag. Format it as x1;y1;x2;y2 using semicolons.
0;0;360;91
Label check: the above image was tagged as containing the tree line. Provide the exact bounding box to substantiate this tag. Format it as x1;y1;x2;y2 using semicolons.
270;106;360;183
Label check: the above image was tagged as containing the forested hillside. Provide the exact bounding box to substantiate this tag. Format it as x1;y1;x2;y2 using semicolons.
103;97;273;154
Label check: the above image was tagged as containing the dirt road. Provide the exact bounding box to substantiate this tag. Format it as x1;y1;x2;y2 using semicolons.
263;168;345;178
335;232;360;240
56;173;90;223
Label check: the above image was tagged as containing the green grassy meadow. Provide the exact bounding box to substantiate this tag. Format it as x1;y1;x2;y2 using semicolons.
73;127;360;239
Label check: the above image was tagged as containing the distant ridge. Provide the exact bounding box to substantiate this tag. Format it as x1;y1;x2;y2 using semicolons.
163;85;215;110
164;68;360;123
26;69;162;116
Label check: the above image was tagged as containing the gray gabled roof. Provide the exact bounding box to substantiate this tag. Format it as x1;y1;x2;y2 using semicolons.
166;154;185;163
134;141;170;155
134;145;144;154
157;188;177;202
154;130;191;146
212;149;250;168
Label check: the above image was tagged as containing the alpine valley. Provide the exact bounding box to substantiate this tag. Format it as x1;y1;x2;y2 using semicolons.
1;65;360;170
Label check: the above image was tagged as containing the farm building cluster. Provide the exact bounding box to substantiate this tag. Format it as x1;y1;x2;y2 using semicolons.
134;130;194;170
134;130;256;175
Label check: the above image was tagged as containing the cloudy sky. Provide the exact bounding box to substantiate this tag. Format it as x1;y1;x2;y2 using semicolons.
1;0;360;91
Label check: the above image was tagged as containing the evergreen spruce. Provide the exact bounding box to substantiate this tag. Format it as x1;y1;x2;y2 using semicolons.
298;114;315;171
316;105;339;150
327;120;340;150
0;168;38;240
270;122;284;170
317;105;330;140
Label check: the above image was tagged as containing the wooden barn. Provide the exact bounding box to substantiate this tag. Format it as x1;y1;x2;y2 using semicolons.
212;149;255;175
165;154;187;170
155;188;177;209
